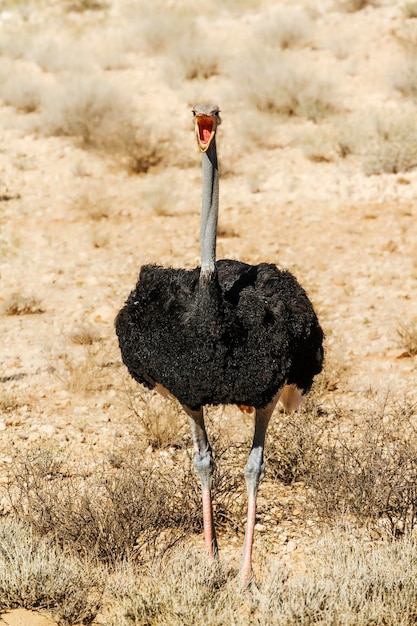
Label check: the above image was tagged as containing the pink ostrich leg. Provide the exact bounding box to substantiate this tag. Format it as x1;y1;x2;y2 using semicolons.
240;396;278;588
184;405;218;560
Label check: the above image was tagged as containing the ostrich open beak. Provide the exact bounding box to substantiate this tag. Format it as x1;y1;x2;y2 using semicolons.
193;109;220;152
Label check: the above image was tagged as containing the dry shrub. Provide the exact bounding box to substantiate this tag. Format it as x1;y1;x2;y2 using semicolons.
126;4;194;56
296;125;338;163
233;49;337;121
0;518;102;625
56;351;100;395
71;185;113;221
41;76;165;173
126;5;220;82
123;386;188;449
337;111;417;174
165;32;221;84
1;292;45;316
392;53;417;100
0;58;44;113
66;0;109;11
0;391;20;414
403;2;417;18
213;0;261;13
308;398;417;535
266;411;330;486
336;0;379;11
252;7;313;50
3;440;245;566
137;170;182;217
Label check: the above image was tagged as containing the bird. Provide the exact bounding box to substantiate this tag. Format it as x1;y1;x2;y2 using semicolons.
115;104;324;588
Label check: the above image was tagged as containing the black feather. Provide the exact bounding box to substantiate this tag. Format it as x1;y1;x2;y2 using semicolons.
115;259;324;411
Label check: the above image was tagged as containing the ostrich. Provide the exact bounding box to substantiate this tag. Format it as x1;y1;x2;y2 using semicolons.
115;105;324;588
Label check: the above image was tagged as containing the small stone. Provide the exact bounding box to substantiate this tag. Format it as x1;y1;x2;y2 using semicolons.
254;523;266;532
38;424;56;436
286;540;297;552
0;421;6;431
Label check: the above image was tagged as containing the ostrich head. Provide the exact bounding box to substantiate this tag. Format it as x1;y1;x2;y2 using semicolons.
193;105;221;152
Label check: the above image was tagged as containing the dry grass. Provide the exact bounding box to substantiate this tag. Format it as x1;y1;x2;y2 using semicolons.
67;324;101;346
55;345;111;395
3;389;417;622
107;532;417;626
0;518;102;625
126;5;195;56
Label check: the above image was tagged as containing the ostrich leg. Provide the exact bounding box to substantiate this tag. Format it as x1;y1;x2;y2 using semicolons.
240;394;279;589
183;405;218;560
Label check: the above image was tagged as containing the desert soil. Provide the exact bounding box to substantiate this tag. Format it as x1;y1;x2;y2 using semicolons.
0;0;417;623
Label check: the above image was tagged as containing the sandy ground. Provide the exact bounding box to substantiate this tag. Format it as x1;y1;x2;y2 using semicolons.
1;609;57;626
1;0;417;622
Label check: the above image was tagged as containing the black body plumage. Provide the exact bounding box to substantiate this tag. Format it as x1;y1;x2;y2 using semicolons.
115;259;323;411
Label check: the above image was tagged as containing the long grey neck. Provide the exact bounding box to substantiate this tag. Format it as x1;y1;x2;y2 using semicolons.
199;138;219;280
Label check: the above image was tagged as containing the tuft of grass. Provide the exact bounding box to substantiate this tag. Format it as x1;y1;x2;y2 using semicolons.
0;518;102;625
55;346;109;395
67;324;101;346
1;292;45;316
127;5;194;56
397;320;417;356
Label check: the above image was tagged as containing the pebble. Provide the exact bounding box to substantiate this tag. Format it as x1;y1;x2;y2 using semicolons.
286;540;297;553
254;523;266;532
38;424;56;436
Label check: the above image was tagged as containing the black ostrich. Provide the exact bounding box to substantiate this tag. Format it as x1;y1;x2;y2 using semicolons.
115;105;324;587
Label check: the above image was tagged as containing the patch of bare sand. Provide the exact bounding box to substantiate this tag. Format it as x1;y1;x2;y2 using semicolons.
0;609;57;626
